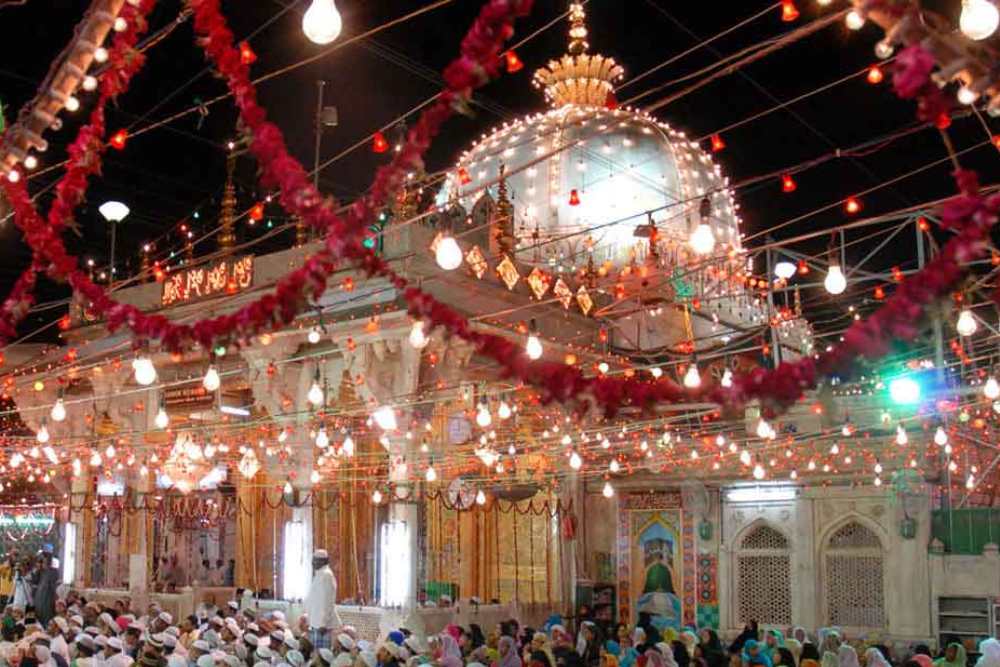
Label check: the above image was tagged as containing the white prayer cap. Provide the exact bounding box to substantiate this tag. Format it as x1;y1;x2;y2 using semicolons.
167;656;187;667
312;550;329;560
196;656;215;667
107;637;123;651
158;612;173;625
336;634;355;652
333;655;353;667
317;649;335;666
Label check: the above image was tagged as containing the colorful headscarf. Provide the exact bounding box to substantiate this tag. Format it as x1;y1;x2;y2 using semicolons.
837;645;860;667
977;640;1000;667
499;636;521;667
743;641;773;667
865;647;890;667
912;655;933;667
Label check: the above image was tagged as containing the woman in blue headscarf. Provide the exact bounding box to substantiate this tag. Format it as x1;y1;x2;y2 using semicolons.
743;641;774;667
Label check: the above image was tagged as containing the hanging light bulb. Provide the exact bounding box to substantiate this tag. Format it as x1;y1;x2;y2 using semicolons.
307;326;322;344
721;368;733;388
957;308;978;336
476;400;492;428
435;235;463;270
307;371;324;406
315;427;329;449
525;319;543;360
896;423;908;446
683;362;701;388
609;459;620;474
966;474;976;489
985;377;1000;400
689;222;715;255
132;355;157;386
602;481;615;498
739;449;752;466
302;0;343;44
203;365;221;392
310;470;321;484
824;263;847;295
756;418;772;439
569;451;582;470
874;476;882;487
408;320;428;349
89;451;102;467
842;421;854;437
283;480;293;495
155;404;169;429
372;488;383;505
425;464;438;483
935;426;949;446
752;463;766;480
72;458;82;477
475;489;487;505
51;395;66;423
497;400;512;420
373;405;397;431
961;0;999;40
845;9;865;29
36;421;49;444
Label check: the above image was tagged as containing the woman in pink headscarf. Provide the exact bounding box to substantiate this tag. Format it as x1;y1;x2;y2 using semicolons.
438;634;464;667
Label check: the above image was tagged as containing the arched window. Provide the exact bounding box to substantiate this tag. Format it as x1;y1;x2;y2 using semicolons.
824;521;885;628
736;524;792;625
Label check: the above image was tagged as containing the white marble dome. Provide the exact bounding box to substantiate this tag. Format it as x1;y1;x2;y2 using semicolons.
440;104;744;269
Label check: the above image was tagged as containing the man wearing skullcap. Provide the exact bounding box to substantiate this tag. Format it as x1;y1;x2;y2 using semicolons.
303;551;340;652
49;616;70;662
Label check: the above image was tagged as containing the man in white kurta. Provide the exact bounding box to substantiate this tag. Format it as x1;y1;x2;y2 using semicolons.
303;549;341;651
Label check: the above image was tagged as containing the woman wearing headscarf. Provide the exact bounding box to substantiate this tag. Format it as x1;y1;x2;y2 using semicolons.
837;645;860;667
602;642;620;667
499;637;523;667
436;635;463;667
742;641;772;667
576;623;598;667
679;634;698;660
865;648;891;667
790;632;808;647
975;639;1000;667
934;644;966;667
784;641;802;667
800;646;820;665
671;642;690;667
697;631;726;667
765;633;785;652
910;656;932;667
730;624;759;657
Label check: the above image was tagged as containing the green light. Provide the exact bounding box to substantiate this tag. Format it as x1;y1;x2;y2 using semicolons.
363;237;375;249
214;345;227;357
889;377;921;405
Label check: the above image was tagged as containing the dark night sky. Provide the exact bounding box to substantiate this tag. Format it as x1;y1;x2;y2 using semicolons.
0;0;996;341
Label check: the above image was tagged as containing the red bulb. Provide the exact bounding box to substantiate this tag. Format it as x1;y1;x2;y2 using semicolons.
568;189;581;206
992;134;1000;150
797;259;809;275
372;131;389;154
239;41;257;65
866;65;884;85
781;0;800;22
457;167;471;185
710;133;725;152
605;91;619;110
935;113;952;129
250;202;265;221
505;50;524;73
110;129;128;150
781;173;797;193
845;196;861;214
874;286;885;300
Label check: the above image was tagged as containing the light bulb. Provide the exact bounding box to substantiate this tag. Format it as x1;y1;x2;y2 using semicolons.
602;481;615;498
476;489;487;505
525;333;543;360
408;320;428;349
283;481;293;495
961;0;999;40
435;235;463;270
89;452;102;467
133;356;157;385
874;476;882;487
721;368;733;388
569;451;582;470
957;309;978;336
341;435;355;457
896;424;908;446
756;418;772;439
425;465;437;482
93;47;108;63
372;489;383;505
307;380;324;406
752;463;766;480
278;428;289;443
82;76;98;91
689;223;716;255
845;9;865;29
303;0;343;44
307;326;322;344
203;365;221;392
935;426;949;446
958;85;979;105
114;17;127;31
739;449;752;466
373;405;397;431
155;407;169;430
51;398;66;423
609;459;620;473
315;428;329;449
72;458;82;477
476;403;492;428
967;475;976;489
36;424;49;444
683;363;701;388
985;377;1000;400
310;470;321;484
649;367;663;379
874;39;894;59
497;400;512;420
824;263;847;295
65;96;80;112
42;447;57;465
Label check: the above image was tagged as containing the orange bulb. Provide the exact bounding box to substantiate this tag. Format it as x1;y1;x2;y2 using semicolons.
249;202;265;221
569;189;581;206
372;131;390;154
781;0;800;22
992;135;1000;151
239;41;257;65
457;167;471;185
505;50;524;73
935;113;951;129
781;173;797;193
605;91;619;110
710;133;725;152
844;196;861;214
110;129;128;150
874;286;885;300
866;65;884;85
917;216;930;231
797;259;810;275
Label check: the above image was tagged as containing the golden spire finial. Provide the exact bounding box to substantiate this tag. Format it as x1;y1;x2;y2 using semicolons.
218;149;237;252
533;2;624;107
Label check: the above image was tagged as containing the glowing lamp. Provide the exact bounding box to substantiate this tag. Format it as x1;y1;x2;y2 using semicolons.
525;319;543;360
475;401;492;428
250;203;265;221
568;189;581;206
99;201;130;223
602;481;615;498
896;423;908;446
155;406;169;429
372;131;390;154
752;463;766;480
985;377;1000;400
689;223;716;255
302;0;343;45
110;129;128;150
307;379;325;406
888;377;921;405
457;167;471;185
957;308;978;336
569;451;582;470
844;196;862;214
132;355;156;385
781;0;800;21
373;405;397;431
505;50;524;73
372;489;383;505
934;426;948;446
203;365;221;392
710;133;725;152
315;428;329;449
307;326;322;344
239;41;257;65
51;397;66;423
36;423;49;444
497;400;512;420
866;65;884;84
425;465;438;483
476;489;487;505
435;235;463;270
408;320;428;349
774;260;797;280
781;173;797;193
721;368;734;388
823;263;846;295
961;0;999;40
845;9;865;29
683;363;701;389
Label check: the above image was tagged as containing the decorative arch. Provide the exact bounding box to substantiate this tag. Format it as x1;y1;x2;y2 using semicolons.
733;520;792;626
820;516;886;629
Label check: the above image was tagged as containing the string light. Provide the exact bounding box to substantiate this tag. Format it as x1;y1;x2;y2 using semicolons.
824;263;847;295
602;481;615;498
435;235;463;270
845;9;865;29
133;355;157;385
683;362;701;388
934;426;948;446
307;326;322;344
36;422;49;444
526;320;543;360
497;400;512;420
957;309;978;336
476;400;492;428
476;489;487;505
372;489;383;505
721;368;733;388
373;406;397;431
408;320;428;349
896;423;908;446
984;377;1000;400
569;451;582;470
315;427;329;449
302;0;343;45
689;222;715;255
425;464;438;483
960;0;999;40
203;365;221;392
51;395;66;422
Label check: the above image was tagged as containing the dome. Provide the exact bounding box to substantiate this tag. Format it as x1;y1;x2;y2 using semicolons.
441;105;743;269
